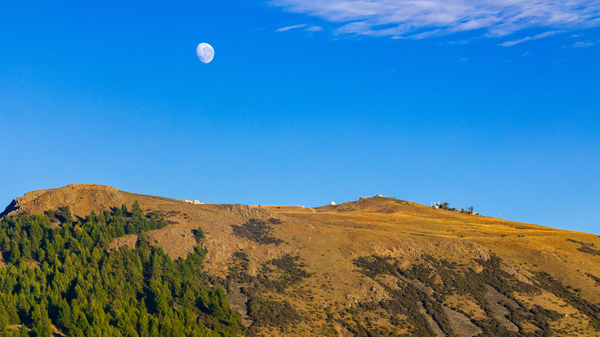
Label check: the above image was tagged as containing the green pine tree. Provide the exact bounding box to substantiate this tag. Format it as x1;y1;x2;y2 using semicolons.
8;241;20;264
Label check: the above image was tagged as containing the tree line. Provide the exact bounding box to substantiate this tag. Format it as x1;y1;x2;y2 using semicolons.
0;201;240;336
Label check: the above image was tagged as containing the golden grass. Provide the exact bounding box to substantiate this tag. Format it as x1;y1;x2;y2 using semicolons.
444;294;486;320
515;290;598;336
265;196;600;304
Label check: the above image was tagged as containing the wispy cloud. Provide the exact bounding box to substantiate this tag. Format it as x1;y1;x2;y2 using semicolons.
270;0;600;44
276;24;324;33
499;30;563;47
573;41;595;47
276;24;308;32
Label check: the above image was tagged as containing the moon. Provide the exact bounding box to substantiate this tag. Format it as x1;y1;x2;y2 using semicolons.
196;43;214;64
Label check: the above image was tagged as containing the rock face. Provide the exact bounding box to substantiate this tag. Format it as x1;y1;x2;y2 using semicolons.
2;184;600;336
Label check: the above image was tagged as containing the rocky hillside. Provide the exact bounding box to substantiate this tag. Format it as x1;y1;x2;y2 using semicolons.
2;184;600;336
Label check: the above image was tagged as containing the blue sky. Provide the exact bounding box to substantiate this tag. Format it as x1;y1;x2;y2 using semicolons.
1;0;599;234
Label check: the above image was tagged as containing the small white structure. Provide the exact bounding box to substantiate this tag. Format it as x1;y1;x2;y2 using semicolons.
330;201;336;205
180;199;205;205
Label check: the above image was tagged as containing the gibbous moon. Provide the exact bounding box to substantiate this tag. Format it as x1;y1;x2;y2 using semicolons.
196;43;214;64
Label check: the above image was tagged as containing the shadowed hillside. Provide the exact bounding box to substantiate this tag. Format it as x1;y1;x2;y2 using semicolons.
2;184;600;336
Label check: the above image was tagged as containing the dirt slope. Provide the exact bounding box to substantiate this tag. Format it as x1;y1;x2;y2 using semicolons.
3;184;600;336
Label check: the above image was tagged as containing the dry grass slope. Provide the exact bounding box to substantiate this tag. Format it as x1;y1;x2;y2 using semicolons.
3;185;600;336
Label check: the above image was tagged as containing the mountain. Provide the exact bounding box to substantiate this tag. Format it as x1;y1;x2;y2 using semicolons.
2;184;599;336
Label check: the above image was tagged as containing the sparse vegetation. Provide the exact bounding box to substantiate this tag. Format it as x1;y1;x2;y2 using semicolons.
568;239;600;256
260;254;312;292
194;226;205;242
535;272;600;331
587;273;600;287
353;254;585;336
231;218;283;245
221;251;312;334
247;297;301;327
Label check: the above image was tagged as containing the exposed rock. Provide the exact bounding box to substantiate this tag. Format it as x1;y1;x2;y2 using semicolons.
500;263;534;285
442;306;482;337
417;301;446;337
218;204;277;221
484;285;520;332
227;282;253;327
398;275;435;297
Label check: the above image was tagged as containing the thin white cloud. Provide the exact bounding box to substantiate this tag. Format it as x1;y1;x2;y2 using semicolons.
573;41;595;47
499;30;563;47
271;0;600;44
276;24;307;32
276;24;324;33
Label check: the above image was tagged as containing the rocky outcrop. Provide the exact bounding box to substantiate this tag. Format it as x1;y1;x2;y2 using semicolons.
1;184;127;218
217;204;278;221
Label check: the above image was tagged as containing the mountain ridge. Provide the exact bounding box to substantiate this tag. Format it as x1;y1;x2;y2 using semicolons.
2;183;600;336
